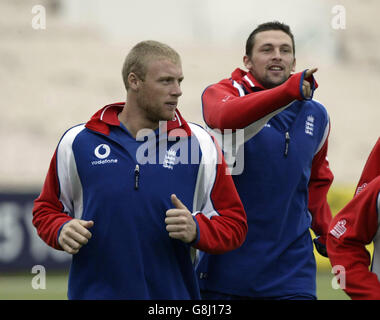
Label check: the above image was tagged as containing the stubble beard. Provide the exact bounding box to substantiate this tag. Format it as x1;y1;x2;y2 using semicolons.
260;72;290;89
138;99;175;124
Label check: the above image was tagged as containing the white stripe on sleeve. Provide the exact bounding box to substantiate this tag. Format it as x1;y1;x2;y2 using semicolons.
56;124;85;219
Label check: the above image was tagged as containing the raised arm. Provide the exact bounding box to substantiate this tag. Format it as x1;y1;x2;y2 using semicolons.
202;69;318;130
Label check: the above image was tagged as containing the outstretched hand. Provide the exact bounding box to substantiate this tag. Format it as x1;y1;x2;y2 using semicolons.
304;68;318;79
165;194;197;243
302;67;318;99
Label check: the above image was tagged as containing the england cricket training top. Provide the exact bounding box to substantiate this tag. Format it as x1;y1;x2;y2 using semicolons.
196;69;333;298
327;138;380;299
32;103;247;300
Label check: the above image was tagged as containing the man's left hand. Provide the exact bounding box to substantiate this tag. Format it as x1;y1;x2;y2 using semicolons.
165;194;197;243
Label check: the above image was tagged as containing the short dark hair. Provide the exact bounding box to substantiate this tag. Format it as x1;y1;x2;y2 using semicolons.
245;21;295;57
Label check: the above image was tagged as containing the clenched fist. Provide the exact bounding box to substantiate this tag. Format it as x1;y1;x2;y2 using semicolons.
58;219;94;254
165;194;197;243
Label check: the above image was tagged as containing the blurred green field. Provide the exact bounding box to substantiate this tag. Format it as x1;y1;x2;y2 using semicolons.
316;272;349;300
0;271;349;300
0;272;69;300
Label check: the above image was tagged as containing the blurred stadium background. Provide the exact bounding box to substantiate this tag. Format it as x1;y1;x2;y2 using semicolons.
1;0;379;300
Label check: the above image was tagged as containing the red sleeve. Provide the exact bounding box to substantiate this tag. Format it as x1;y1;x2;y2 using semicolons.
202;70;315;130
355;138;380;194
308;130;334;246
32;150;73;250
193;136;248;254
327;177;380;300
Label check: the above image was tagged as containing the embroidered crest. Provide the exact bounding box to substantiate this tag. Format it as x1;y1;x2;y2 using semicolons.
163;148;177;170
330;219;347;239
305;115;314;136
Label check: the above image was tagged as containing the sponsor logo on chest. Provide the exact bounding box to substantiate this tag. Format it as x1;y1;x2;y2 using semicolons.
91;144;118;165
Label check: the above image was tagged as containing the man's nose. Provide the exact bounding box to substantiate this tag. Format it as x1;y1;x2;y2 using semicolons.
171;82;182;97
272;48;282;60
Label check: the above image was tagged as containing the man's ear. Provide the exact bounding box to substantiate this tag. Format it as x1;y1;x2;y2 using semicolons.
128;72;141;91
243;55;252;70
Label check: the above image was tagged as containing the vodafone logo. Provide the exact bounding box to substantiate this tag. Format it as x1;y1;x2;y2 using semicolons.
92;144;118;165
94;144;111;159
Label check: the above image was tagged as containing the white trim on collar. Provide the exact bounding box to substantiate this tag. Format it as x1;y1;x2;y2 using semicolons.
244;75;255;88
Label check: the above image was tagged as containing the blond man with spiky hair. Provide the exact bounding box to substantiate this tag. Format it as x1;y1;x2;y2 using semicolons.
32;40;248;299
119;40;184;137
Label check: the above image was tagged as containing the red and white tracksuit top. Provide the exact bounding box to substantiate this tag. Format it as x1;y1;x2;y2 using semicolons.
327;137;380;299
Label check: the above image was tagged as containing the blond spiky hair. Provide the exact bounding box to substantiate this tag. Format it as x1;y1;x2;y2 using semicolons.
122;40;181;89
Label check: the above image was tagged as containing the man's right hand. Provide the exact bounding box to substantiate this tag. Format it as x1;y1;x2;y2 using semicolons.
58;219;94;254
302;68;318;99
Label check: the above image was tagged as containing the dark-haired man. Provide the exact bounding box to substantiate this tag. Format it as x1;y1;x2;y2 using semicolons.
196;22;334;299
